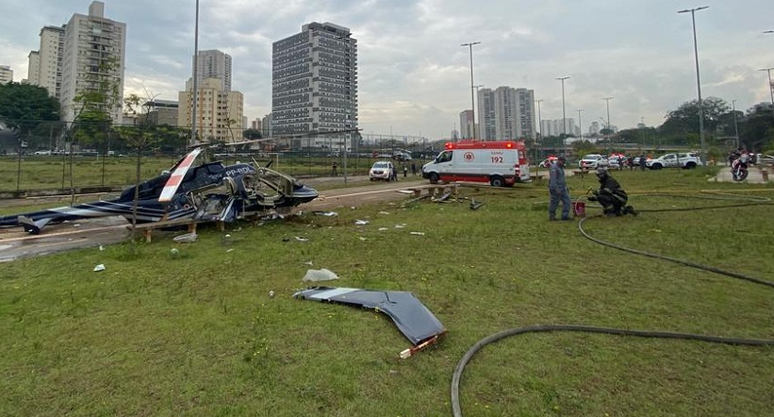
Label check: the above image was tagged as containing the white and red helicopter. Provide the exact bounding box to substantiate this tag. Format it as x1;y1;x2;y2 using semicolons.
0;147;319;234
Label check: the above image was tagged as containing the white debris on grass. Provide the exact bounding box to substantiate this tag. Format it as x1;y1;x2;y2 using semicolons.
93;264;105;272
302;268;339;282
173;232;198;243
295;236;310;242
410;232;425;236
378;227;389;231
355;219;369;225
394;224;407;229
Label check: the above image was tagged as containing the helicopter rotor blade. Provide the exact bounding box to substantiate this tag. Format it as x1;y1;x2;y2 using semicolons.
159;148;203;202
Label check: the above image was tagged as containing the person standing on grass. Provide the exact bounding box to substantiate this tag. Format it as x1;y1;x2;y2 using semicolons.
548;156;571;221
411;161;417;176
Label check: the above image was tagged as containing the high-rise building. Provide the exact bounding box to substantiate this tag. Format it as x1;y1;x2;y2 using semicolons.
179;78;244;144
478;88;496;140
27;26;65;97
261;113;272;138
272;22;358;149
459;110;474;139
59;1;126;123
478;86;535;141
0;65;12;84
179;48;244;145
193;50;232;92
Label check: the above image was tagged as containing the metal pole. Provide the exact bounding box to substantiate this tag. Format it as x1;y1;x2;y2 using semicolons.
678;6;709;166
556;76;569;149
732;99;739;148
190;0;200;148
462;42;481;139
760;68;774;121
577;109;583;141
603;97;613;131
535;99;543;160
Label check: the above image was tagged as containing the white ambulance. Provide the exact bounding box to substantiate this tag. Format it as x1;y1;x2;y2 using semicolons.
421;140;531;187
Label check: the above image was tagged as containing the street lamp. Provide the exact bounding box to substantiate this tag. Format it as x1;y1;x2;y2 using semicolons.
678;5;709;167
556;76;569;148
731;99;740;148
461;42;481;139
190;0;200;148
474;84;484;139
576;109;583;142
535;99;543;160
603;97;613;132
759;67;774;121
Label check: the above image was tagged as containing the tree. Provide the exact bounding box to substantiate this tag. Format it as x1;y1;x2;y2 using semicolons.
0;82;60;141
243;128;262;140
660;96;730;135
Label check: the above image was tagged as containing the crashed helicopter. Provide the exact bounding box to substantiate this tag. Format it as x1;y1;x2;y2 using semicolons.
0;147;319;234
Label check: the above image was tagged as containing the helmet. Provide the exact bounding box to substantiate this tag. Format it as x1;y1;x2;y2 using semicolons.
596;167;608;177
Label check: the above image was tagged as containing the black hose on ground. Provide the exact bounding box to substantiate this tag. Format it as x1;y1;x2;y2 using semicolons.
450;194;774;417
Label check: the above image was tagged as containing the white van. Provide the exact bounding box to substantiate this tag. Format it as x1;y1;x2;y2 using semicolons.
421;140;531;187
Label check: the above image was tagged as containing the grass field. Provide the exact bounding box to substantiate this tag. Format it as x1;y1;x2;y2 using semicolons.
1;168;773;416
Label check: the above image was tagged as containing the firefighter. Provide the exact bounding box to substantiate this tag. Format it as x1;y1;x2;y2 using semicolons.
587;167;636;217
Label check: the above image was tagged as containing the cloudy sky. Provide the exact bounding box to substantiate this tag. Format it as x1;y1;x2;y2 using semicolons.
1;0;773;139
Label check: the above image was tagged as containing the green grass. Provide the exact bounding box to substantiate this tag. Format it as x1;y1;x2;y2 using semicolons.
1;168;773;416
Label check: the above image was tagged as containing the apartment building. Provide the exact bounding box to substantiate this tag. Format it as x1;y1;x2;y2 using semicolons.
477;86;535;141
0;65;12;84
178;78;244;144
272;22;358;150
194;50;232;92
27;26;65;97
59;1;126;123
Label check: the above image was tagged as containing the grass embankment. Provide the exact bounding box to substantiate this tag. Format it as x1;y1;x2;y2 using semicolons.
1;168;773;416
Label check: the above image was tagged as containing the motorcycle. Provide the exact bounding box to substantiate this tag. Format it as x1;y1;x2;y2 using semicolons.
731;154;750;181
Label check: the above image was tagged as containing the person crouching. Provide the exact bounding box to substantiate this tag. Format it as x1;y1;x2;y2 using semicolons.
587;167;637;217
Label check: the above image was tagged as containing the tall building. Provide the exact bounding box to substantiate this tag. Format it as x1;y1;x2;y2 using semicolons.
0;65;12;84
179;77;244;144
478;88;496;140
179;48;244;145
459;110;474;139
261;113;272;138
145;99;179;126
272;22;358;149
478;86;535;141
193;50;232;92
27;26;65;97
59;1;126;123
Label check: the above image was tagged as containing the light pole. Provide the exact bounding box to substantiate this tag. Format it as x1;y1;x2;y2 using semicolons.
556;76;569;149
461;42;481;139
535;99;543;160
474;84;484;139
190;0;200;148
678;5;709;166
759;67;774;121
576;109;583;142
603;97;613;132
732;99;739;148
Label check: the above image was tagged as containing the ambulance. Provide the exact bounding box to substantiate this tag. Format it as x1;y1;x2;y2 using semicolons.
421;140;531;187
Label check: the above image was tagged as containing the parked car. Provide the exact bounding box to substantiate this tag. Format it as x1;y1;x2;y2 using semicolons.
33;150;52;156
755;154;774;166
578;154;608;170
646;152;701;169
538;156;558;168
369;161;395;181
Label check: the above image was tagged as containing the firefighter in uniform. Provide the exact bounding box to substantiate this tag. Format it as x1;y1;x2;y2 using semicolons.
587;167;636;217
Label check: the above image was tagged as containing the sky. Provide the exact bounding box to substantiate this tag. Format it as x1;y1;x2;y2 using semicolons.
1;0;773;140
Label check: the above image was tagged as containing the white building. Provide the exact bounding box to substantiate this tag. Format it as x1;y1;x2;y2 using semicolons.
0;65;12;84
476;86;535;141
179;78;244;144
193;50;232;92
272;22;358;149
27;26;65;97
540;118;577;137
459;109;474;139
261;113;272;138
59;1;126;123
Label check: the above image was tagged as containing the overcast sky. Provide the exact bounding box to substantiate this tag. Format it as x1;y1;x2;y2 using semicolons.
1;0;773;139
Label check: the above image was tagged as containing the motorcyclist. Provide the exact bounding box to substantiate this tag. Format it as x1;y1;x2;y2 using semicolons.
731;147;750;180
587;167;636;217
